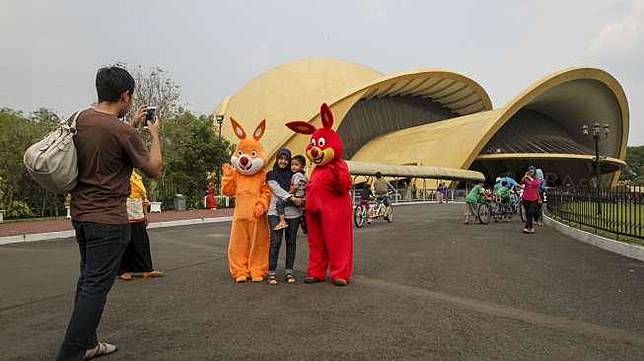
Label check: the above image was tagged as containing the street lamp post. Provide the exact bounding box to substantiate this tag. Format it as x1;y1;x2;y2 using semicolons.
215;115;225;196
581;123;610;216
215;115;224;142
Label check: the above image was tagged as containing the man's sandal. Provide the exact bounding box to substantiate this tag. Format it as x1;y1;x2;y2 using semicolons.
268;275;279;285
303;277;323;284
84;342;117;360
285;274;296;284
118;273;132;281
142;270;164;279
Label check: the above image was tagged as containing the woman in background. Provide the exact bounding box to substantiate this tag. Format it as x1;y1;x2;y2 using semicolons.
119;171;163;280
521;167;542;234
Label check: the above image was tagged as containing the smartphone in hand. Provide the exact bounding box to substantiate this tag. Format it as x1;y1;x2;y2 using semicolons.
145;106;157;127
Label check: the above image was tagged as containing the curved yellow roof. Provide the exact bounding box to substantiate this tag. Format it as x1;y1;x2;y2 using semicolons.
214;62;628;185
352;110;502;168
214;58;493;162
353;68;629;184
468;67;629;167
215;58;383;156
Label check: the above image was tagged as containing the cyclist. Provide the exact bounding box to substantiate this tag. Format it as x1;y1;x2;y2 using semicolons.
372;172;395;209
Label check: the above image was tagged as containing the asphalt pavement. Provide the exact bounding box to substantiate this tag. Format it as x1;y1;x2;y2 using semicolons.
0;204;642;360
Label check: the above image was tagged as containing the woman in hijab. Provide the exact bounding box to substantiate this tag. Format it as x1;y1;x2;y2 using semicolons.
266;149;304;285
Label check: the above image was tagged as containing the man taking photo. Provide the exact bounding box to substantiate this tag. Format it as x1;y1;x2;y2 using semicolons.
56;65;162;361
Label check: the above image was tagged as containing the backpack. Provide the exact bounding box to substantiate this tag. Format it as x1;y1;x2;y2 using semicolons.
23;109;84;194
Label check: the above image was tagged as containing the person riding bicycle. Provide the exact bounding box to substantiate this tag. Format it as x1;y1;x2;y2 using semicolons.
372;172;395;208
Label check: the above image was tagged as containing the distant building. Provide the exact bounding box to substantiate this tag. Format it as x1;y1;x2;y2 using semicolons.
214;59;628;186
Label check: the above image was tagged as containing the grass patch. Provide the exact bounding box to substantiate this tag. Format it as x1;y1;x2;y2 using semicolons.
548;212;644;247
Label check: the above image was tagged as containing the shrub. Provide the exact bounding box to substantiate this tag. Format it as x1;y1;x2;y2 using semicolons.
7;200;32;218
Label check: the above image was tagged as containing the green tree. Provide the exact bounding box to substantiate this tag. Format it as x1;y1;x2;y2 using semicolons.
0;65;232;217
622;146;644;185
0;107;64;218
146;110;232;208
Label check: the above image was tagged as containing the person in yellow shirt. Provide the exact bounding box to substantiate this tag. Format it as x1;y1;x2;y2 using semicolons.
119;171;163;280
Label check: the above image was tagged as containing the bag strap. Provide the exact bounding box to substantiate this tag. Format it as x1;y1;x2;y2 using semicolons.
69;109;86;130
61;108;88;134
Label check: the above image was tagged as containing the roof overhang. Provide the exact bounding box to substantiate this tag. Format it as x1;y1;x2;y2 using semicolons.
475;153;625;174
476;153;625;165
467;68;629;185
356;70;492;115
346;160;485;181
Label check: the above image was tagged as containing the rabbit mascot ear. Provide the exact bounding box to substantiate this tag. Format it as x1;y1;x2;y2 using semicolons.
286;121;316;135
252;120;266;140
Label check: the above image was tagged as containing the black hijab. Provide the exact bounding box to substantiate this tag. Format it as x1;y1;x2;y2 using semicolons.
267;148;292;190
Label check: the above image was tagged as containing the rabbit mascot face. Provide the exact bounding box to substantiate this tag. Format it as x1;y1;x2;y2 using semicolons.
221;118;272;283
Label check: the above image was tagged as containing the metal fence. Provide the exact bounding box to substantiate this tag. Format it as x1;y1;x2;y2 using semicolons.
350;186;464;206
546;186;644;240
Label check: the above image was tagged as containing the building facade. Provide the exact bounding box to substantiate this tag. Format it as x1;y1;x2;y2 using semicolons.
214;59;629;186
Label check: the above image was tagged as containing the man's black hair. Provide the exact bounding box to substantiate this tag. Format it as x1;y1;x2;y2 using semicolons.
96;66;135;102
375;172;382;178
292;154;306;168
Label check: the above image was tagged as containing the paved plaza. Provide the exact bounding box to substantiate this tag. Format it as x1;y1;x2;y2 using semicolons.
0;204;642;360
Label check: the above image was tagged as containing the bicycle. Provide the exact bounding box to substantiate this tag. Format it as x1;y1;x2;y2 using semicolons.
353;193;394;228
509;191;525;222
477;198;493;225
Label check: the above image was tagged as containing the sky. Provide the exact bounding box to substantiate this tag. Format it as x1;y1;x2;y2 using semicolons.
1;0;642;144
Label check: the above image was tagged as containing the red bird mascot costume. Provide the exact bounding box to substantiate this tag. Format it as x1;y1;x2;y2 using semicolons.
286;103;354;286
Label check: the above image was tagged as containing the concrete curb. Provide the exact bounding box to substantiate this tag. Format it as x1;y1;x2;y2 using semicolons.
544;215;644;262
0;216;233;246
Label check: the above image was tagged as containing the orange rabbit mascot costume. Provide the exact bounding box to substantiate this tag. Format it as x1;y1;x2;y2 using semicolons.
286;103;354;286
221;118;272;283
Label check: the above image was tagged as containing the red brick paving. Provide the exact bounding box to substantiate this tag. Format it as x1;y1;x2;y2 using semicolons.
0;208;233;237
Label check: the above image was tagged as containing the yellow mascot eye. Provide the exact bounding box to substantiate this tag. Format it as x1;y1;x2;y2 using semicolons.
251;151;257;157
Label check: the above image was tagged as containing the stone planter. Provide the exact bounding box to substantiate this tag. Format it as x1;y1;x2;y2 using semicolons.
150;202;162;213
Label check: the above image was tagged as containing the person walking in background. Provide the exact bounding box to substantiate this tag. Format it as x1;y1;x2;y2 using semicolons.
118;170;163;281
464;181;485;225
436;183;445;203
521;167;541;234
57;66;162;361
